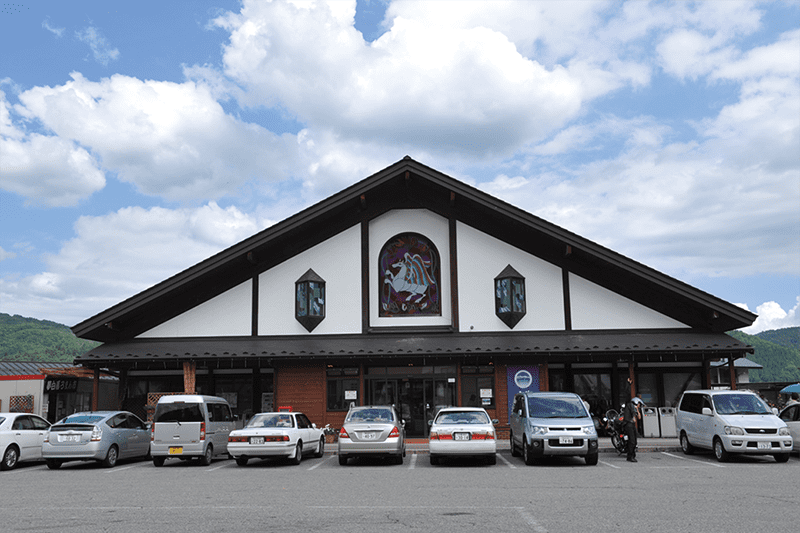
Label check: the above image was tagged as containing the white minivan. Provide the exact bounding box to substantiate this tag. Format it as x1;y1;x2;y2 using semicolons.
150;395;234;466
676;389;793;463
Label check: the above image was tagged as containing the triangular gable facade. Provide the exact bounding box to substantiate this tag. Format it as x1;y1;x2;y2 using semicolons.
72;157;755;433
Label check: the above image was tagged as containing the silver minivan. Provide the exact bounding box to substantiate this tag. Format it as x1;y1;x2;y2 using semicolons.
676;389;793;462
150;395;234;466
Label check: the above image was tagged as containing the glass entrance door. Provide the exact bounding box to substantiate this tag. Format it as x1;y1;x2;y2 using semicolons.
368;377;456;437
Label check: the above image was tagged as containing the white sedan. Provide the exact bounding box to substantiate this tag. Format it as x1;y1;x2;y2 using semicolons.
1;412;51;470
227;412;325;466
429;407;498;465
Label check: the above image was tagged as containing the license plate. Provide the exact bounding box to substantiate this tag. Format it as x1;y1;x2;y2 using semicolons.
454;433;470;441
60;435;80;442
559;436;574;445
168;447;183;455
757;442;771;450
361;432;376;440
250;437;265;445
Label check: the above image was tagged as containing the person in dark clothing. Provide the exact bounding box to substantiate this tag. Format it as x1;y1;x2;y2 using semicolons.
623;396;643;462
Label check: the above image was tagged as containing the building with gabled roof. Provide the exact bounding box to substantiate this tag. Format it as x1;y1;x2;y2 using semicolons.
71;157;755;433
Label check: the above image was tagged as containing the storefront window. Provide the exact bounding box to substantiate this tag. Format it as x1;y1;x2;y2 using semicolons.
573;373;612;417
461;365;495;408
327;367;360;411
663;372;701;407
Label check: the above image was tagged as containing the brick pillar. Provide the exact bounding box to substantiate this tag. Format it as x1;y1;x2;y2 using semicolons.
729;357;737;390
91;369;100;410
628;363;636;398
540;362;549;392
183;361;196;393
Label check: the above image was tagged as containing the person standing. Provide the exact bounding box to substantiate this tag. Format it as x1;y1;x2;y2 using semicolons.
623;396;643;462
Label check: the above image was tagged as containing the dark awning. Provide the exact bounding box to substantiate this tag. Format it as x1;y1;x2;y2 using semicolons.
75;329;752;367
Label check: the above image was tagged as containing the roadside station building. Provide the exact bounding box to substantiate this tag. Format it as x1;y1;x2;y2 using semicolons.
72;158;756;435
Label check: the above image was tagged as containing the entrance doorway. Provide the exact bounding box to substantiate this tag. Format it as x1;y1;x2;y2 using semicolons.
366;373;456;437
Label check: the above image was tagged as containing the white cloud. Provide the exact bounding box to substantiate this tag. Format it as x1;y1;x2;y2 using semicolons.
0;246;16;262
42;19;65;38
0;203;265;326
13;73;299;201
75;26;120;66
737;297;800;334
0;90;106;207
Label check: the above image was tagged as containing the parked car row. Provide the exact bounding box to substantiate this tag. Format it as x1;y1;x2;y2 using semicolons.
2;389;797;471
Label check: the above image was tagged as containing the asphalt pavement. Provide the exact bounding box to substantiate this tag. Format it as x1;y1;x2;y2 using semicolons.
363;437;682;453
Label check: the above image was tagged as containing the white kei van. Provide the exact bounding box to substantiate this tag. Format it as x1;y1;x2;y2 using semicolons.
150;395;234;466
676;389;793;463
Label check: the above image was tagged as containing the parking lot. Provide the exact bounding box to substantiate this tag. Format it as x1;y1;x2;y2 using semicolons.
1;447;797;533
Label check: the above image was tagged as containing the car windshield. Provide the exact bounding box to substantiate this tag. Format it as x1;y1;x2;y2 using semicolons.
713;394;771;415
527;397;588;419
346;408;394;423
247;414;294;428
154;403;204;423
60;414;105;424
435;411;490;425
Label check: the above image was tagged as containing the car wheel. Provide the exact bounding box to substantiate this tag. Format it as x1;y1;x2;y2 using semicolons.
290;442;302;465
235;456;249;466
713;438;730;462
314;436;325;458
394;454;403;465
486;454;497;466
680;432;694;455
585;452;599;466
338;454;348;466
45;459;62;470
523;437;535;466
774;453;790;463
200;445;213;466
1;445;20;471
510;432;520;457
102;445;119;468
152;456;165;467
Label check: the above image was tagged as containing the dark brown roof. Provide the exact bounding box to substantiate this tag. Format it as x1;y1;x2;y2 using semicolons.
72;157;756;343
75;329;752;366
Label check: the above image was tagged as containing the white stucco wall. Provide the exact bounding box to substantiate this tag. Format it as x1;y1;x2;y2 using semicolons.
457;222;565;332
569;273;689;330
138;280;253;338
258;224;362;335
0;378;45;416
369;209;451;328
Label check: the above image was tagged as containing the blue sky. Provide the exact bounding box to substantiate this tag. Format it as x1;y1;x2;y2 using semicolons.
1;0;798;334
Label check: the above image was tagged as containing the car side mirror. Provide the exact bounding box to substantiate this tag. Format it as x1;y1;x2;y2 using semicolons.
401;419;406;426
772;407;779;416
492;419;499;425
312;423;317;428
702;407;713;416
428;420;433;426
146;422;152;430
517;409;523;417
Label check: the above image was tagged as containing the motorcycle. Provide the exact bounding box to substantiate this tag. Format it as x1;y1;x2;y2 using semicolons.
603;408;628;455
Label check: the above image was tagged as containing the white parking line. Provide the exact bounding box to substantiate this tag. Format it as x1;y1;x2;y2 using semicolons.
104;463;140;474
206;462;231;471
599;460;620;469
518;509;548;532
660;451;725;467
408;452;418;469
497;453;517;469
306;455;333;470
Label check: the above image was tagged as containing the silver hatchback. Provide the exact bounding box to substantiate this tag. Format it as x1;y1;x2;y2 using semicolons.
337;405;405;465
42;411;150;469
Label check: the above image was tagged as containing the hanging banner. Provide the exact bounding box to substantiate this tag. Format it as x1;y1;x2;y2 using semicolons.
506;366;540;418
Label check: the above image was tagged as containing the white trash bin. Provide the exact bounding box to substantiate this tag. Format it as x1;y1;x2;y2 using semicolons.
658;407;677;438
642;407;660;437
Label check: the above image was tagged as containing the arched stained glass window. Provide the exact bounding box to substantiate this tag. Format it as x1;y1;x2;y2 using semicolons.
379;233;440;317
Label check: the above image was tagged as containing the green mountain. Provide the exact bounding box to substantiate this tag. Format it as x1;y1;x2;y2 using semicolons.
729;327;800;383
0;313;100;363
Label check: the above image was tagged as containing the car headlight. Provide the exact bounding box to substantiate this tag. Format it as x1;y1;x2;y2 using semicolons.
530;426;548;435
582;426;595;435
724;426;744;436
779;427;790;436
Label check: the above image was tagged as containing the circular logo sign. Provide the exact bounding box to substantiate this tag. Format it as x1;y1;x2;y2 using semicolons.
514;370;533;389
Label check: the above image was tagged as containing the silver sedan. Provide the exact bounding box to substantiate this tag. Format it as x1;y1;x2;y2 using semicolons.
42;411;150;469
428;407;498;465
337;406;405;465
